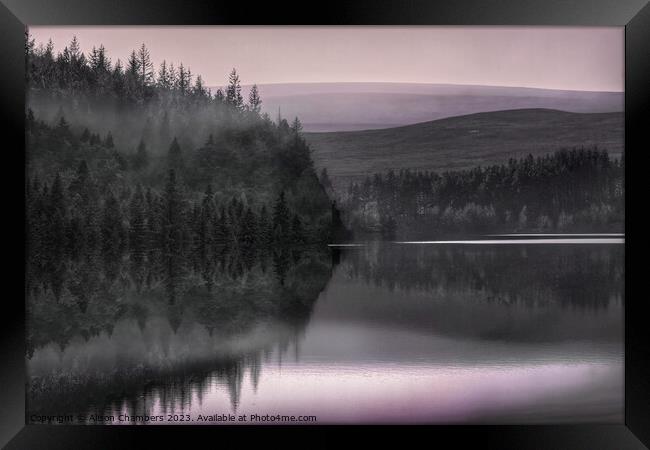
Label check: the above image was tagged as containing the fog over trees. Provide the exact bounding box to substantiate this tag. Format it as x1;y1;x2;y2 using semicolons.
26;34;349;265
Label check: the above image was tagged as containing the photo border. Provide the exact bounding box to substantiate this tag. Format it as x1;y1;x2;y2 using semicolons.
1;0;648;448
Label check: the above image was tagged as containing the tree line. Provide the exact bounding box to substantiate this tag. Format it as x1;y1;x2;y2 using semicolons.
344;148;624;235
26;34;251;108
27;156;332;262
25;34;327;185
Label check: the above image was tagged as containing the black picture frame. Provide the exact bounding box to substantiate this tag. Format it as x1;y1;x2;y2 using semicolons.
1;0;648;448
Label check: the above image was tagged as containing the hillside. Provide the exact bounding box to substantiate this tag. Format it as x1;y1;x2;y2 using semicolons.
224;83;623;132
305;108;624;193
25;38;343;253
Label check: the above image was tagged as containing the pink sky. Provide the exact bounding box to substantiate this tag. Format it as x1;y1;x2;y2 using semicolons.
29;26;623;92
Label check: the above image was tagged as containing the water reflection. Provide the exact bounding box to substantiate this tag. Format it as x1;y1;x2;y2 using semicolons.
26;242;623;424
27;248;333;417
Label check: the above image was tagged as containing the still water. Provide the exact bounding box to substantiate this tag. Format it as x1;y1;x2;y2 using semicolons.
27;240;623;424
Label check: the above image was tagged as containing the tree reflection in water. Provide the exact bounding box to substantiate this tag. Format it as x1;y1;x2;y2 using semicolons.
26;242;623;422
27;246;335;419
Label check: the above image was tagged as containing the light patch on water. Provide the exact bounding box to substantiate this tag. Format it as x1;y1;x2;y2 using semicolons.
328;244;366;247
487;233;624;237
142;360;622;424
395;238;624;245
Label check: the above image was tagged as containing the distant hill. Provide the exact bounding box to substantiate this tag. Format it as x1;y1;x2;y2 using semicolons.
305;108;624;193
216;83;624;132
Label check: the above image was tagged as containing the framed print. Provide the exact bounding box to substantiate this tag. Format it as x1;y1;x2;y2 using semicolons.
1;0;648;448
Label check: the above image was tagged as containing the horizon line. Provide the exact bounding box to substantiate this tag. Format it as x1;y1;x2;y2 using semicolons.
207;81;623;94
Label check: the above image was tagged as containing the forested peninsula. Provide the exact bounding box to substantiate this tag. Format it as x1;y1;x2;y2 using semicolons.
26;36;348;260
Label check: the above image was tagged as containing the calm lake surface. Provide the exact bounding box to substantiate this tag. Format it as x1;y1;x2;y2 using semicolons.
27;239;624;424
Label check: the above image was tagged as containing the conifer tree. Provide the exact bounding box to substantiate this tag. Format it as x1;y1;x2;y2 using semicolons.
159;110;171;147
157;60;174;90
145;187;160;241
104;131;114;148
129;184;147;251
126;50;140;96
226;68;243;109
290;117;303;135
101;191;124;251
137;43;154;88
193;75;208;99
162;169;184;246
133;139;149;170
241;207;257;247
248;84;262;114
273;190;290;242
291;213;305;244
176;64;192;94
189;201;201;248
258;205;272;246
68;36;82;63
319;167;333;194
330;200;347;242
200;184;215;248
69;160;90;196
56;115;71;140
168;137;184;171
48;173;67;252
213;205;229;247
111;59;125;96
